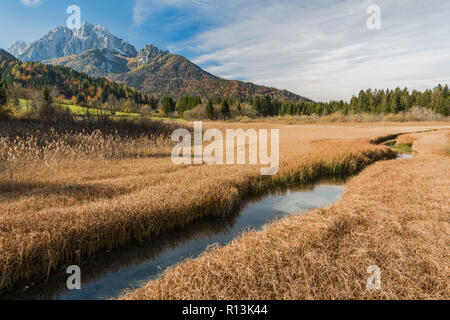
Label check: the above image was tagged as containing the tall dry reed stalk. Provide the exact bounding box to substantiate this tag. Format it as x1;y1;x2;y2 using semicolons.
121;130;449;300
0;120;444;293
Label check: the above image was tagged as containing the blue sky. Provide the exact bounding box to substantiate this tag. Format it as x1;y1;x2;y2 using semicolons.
1;0;449;101
0;0;183;52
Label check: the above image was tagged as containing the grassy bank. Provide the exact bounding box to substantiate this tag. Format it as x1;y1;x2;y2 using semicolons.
0;121;399;292
394;142;413;152
2;123;448;295
13;98;187;122
121;132;449;300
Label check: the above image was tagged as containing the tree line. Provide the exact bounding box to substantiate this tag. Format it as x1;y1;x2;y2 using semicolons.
273;85;449;117
160;84;449;120
0;57;159;113
1;52;448;118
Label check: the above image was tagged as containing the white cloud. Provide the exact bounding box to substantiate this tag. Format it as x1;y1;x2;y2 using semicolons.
20;0;42;7
135;0;450;101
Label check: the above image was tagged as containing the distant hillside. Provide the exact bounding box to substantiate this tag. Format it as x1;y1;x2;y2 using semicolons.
0;49;18;62
0;52;157;107
49;45;310;101
109;52;306;101
8;23;311;102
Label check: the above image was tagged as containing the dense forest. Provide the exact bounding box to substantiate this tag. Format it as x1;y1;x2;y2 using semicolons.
159;85;450;119
250;85;450;117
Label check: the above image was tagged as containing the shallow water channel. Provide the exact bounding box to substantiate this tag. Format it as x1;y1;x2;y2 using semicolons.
3;183;344;300
397;153;414;159
3;152;412;300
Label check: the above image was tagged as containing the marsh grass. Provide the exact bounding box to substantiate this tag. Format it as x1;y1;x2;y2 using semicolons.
0;117;183;175
121;132;450;300
0;149;393;291
0;121;437;293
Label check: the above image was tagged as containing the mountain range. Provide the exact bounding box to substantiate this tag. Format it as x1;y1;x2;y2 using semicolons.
7;22;309;101
9;23;136;61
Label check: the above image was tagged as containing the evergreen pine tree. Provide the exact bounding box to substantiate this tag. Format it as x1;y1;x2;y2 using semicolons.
39;86;55;120
349;96;358;113
380;91;389;113
0;81;7;107
161;96;176;116
433;90;448;116
390;88;401;113
221;99;231;119
76;93;87;107
261;95;272;116
205;99;215;120
357;90;368;113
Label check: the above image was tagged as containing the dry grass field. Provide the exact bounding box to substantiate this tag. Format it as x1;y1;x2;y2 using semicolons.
122;129;450;300
0;118;449;296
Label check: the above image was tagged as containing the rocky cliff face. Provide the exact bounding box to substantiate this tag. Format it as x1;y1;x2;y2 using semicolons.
44;48;131;77
12;22;137;62
136;45;170;65
7;40;28;57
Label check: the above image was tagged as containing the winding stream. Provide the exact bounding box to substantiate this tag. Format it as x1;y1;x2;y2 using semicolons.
2;152;412;300
2;183;344;300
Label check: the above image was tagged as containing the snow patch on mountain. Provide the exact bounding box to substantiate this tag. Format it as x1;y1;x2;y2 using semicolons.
16;22;137;62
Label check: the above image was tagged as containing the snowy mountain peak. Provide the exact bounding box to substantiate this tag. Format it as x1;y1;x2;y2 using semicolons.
14;23;137;62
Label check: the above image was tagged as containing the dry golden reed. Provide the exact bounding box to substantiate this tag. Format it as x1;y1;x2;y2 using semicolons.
122;130;450;300
0;120;448;293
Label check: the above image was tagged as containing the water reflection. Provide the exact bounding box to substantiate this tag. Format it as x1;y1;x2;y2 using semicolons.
397;153;414;159
2;183;344;300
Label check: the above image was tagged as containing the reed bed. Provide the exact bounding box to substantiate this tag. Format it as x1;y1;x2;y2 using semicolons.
0;130;172;174
0;121;447;293
122;131;449;300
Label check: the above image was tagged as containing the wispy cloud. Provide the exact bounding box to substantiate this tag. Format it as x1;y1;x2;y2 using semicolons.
135;0;450;101
20;0;42;7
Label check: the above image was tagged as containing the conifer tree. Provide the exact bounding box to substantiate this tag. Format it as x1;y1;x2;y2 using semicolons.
161;96;176;116
0;81;7;107
39;86;55;120
206;99;215;120
433;90;448;116
221;99;231;119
